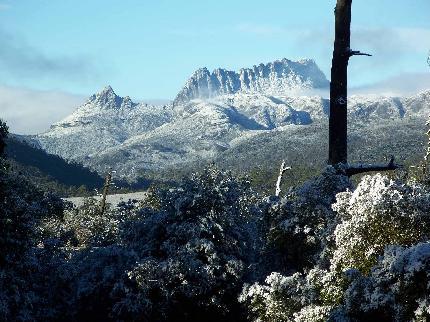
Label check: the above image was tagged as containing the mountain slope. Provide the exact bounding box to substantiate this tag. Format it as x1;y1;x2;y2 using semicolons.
36;86;173;161
5;135;104;195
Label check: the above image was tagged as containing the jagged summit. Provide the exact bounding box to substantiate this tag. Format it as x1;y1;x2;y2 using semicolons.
173;58;329;105
87;85;137;109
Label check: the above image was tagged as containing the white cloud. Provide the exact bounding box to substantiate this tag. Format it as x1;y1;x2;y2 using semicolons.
236;23;430;57
350;72;430;97
0;27;100;82
351;27;430;56
0;85;84;135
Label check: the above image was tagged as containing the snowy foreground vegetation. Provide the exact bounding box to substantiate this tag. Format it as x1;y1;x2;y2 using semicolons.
2;121;430;321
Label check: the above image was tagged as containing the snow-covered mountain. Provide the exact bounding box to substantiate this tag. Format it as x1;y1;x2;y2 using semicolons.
36;86;173;161
33;59;430;180
173;58;329;105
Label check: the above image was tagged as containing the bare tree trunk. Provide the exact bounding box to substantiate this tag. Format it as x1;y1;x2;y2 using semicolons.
327;0;397;175
275;161;291;197
329;0;372;166
100;169;112;216
329;0;352;165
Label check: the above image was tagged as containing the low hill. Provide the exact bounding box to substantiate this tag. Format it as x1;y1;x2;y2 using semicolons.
5;135;105;196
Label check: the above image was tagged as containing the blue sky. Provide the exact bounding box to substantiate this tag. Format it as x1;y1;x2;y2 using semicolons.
1;0;430;133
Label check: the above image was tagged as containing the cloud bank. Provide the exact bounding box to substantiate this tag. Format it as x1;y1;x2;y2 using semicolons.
0;28;98;82
0;85;84;135
350;72;430;97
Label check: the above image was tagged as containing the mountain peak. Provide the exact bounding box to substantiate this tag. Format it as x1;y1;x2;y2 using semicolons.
100;85;115;96
173;58;329;105
87;86;137;109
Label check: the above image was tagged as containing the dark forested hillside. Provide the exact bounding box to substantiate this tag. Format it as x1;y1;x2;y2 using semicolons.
5;136;104;196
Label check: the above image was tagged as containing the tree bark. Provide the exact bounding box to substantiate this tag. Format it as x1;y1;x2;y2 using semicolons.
327;0;398;174
329;0;352;165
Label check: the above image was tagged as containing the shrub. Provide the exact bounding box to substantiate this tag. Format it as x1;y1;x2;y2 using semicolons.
112;167;257;321
332;242;430;321
331;174;430;274
260;166;351;274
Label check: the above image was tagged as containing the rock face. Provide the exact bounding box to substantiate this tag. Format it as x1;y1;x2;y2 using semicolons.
173;58;329;105
87;85;137;110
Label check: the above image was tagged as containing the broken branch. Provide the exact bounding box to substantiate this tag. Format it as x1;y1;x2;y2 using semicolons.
345;156;399;176
348;49;372;57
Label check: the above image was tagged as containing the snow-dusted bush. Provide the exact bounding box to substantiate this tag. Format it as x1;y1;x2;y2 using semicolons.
241;171;430;322
261;166;351;273
110;167;258;321
240;167;352;321
332;173;430;273
41;197;126;248
239;269;337;322
49;245;138;321
239;272;314;322
332;242;430;321
36;167;257;321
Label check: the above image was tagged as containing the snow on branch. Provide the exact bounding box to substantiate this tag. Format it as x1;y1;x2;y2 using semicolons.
275;160;291;196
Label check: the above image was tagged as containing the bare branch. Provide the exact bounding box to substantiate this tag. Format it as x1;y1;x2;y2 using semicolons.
275;160;291;196
345;156;400;176
348;49;372;57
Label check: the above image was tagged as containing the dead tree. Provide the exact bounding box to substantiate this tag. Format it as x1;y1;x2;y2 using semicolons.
0;120;8;157
328;0;398;176
99;168;112;216
275;160;291;196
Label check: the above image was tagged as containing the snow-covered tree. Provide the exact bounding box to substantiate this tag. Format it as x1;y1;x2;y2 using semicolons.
332;242;430;321
38;167;258;321
111;167;258;321
41;197;125;248
240;166;352;321
241;171;430;321
331;174;430;274
260;166;351;274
